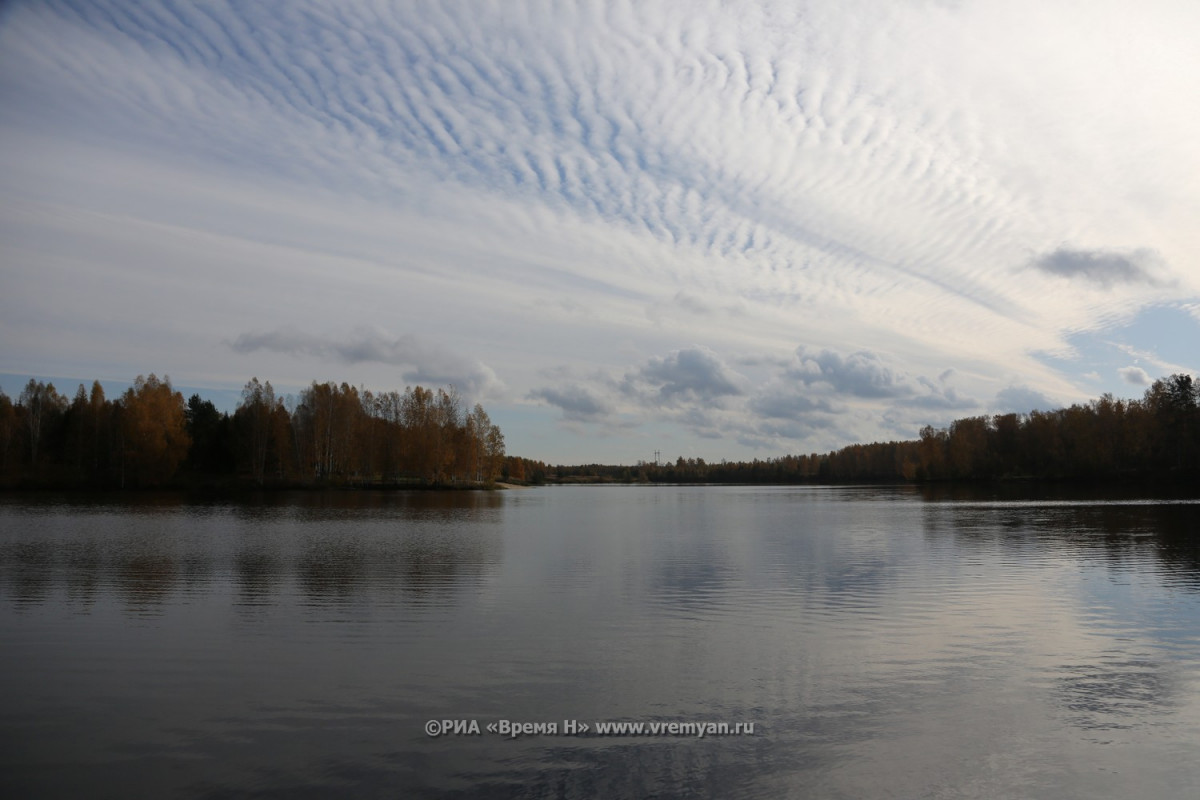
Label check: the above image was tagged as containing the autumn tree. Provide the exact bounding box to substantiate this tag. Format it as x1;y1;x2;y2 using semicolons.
63;383;113;483
19;379;67;469
333;383;366;479
119;374;191;487
269;400;295;481
291;381;368;481
917;425;947;480
372;390;406;481
464;403;505;483
236;377;278;485
433;387;463;483
1;372;514;488
0;390;15;481
296;381;335;479
401;386;438;481
483;412;505;483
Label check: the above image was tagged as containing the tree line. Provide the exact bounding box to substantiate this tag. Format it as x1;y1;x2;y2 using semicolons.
4;371;1196;489
0;375;506;489
547;374;1200;485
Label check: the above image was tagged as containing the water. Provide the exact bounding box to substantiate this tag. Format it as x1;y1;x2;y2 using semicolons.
2;485;1200;798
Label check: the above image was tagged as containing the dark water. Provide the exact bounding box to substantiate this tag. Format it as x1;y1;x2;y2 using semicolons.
2;485;1200;799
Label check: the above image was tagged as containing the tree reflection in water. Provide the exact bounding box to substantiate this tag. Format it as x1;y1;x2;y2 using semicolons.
0;491;505;609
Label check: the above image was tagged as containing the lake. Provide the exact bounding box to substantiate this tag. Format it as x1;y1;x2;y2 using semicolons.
2;485;1200;798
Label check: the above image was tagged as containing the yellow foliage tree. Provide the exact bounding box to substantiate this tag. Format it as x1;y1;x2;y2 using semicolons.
120;374;191;487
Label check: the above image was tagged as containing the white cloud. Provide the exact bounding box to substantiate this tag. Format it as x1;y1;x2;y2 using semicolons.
994;385;1057;415
622;346;745;406
527;385;612;423
787;347;913;399
228;328;503;400
1108;342;1192;378
3;0;1200;461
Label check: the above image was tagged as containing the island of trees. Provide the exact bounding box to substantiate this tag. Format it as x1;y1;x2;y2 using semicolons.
1;371;1196;490
0;375;507;489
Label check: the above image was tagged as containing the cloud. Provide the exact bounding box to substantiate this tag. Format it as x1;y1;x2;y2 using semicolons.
742;419;840;448
527;385;611;422
673;292;714;316
993;385;1056;414
646;291;749;325
4;0;1199;463
228;328;501;398
1110;342;1191;379
1118;366;1151;386
905;377;978;410
741;345;984;444
530;346;750;434
787;347;912;399
534;343;864;445
1030;247;1167;288
748;391;840;420
622;346;745;406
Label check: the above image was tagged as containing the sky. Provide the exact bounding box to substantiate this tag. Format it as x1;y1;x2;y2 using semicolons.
1;0;1198;465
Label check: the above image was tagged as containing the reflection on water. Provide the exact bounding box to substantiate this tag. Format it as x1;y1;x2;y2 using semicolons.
0;491;505;609
2;486;1200;799
921;494;1200;591
235;546;280;603
914;489;1200;756
1056;655;1173;732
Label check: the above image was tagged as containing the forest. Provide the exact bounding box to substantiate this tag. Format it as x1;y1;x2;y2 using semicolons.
0;375;507;489
548;373;1200;485
1;371;1197;490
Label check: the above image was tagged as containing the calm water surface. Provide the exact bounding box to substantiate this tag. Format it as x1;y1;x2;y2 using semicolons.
3;485;1200;798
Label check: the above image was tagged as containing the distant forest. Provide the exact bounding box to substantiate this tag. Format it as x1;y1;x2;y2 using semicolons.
0;375;512;489
2;372;1197;490
549;374;1200;485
